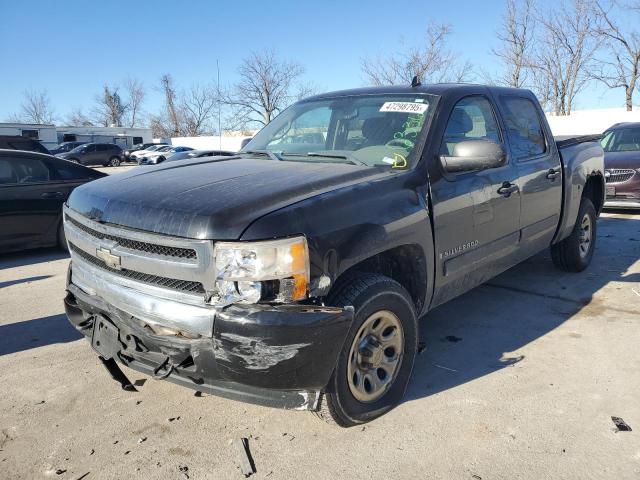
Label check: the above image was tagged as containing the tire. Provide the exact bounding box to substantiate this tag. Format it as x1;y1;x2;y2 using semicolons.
157;156;165;163
314;274;418;427
551;197;596;272
57;221;68;252
108;156;121;167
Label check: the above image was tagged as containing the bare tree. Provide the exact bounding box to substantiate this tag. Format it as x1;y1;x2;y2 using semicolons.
64;107;93;126
531;0;599;115
361;23;473;86
181;83;218;136
591;1;640;110
221;50;307;128
150;75;219;137
8;89;56;124
93;85;127;126
492;0;537;87
124;77;146;127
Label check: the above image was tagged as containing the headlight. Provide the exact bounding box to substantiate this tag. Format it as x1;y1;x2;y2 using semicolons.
213;236;309;304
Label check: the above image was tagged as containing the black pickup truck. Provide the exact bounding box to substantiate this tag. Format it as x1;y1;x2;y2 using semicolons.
63;84;605;427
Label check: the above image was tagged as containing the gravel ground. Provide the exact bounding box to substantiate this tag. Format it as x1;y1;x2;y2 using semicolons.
0;211;638;480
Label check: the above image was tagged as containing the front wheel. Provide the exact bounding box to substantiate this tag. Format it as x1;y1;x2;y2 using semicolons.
315;274;418;427
108;156;121;167
551;197;597;272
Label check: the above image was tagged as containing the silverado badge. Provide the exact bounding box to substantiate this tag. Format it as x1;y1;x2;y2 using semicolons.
96;247;121;270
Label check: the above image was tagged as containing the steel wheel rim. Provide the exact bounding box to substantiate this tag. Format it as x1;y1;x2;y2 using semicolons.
347;310;404;403
578;213;592;258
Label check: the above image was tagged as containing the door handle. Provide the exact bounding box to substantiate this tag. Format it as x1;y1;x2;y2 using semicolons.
546;169;561;180
497;182;518;198
41;191;65;199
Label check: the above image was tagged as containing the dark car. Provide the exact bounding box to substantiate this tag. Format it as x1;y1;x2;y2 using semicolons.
0;135;50;154
0;149;106;253
49;141;87;155
165;149;236;162
57;143;124;167
601;122;640;208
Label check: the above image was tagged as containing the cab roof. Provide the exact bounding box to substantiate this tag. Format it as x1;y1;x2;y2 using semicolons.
302;83;535;102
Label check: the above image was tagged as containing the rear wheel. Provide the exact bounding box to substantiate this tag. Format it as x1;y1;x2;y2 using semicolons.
108;156;121;167
314;274;418;427
551;197;596;272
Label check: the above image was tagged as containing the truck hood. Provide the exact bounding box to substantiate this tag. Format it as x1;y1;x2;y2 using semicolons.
67;156;389;239
604;151;640;169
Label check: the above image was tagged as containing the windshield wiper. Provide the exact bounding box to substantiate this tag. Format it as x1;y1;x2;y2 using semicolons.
305;152;366;166
244;150;283;161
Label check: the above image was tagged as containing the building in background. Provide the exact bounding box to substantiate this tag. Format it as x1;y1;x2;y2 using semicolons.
56;126;153;149
0;123;58;149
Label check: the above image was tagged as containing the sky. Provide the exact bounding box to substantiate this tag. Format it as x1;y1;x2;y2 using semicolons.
0;0;628;124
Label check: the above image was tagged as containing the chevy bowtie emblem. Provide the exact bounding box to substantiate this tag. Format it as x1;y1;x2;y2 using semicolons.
96;247;121;270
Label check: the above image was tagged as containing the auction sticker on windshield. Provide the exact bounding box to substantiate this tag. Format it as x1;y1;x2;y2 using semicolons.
379;102;428;114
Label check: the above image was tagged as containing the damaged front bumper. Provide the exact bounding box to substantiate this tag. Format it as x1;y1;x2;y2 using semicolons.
64;263;353;411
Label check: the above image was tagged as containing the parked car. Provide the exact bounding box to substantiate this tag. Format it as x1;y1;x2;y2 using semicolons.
138;146;194;164
63;84;604;427
165;149;236;162
49;141;87;155
0;135;50;154
124;143;168;161
130;145;171;163
56;143;124;167
0;149;105;253
601;122;640;208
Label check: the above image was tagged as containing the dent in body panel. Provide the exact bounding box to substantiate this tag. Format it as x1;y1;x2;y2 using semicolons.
239;173;435;316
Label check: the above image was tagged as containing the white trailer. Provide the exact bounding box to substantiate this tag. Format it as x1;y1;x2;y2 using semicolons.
0;123;58;149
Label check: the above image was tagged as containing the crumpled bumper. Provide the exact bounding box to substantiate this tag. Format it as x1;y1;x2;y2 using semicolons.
64;263;353;410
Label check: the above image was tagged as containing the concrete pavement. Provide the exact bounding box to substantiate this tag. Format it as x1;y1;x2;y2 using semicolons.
0;211;638;479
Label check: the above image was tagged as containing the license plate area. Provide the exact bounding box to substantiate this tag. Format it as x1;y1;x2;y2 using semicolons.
606;185;616;197
92;316;121;360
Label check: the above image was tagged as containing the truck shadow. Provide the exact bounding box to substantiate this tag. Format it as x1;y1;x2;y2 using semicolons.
0;314;82;356
406;214;640;402
0;248;69;269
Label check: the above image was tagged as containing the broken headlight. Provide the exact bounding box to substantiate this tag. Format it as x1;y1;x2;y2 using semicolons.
212;236;309;304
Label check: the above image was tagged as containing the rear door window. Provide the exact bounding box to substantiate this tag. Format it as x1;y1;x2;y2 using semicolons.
50;160;94;180
499;96;547;160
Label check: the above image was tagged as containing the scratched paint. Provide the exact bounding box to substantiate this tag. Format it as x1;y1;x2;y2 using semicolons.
218;333;311;370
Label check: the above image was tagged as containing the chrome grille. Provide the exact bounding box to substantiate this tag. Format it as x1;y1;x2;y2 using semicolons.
69;243;205;294
65;214;197;259
605;169;636;183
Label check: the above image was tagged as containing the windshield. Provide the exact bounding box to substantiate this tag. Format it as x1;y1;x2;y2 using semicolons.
243;94;437;168
69;144;87;153
601;128;640;152
157;146;172;152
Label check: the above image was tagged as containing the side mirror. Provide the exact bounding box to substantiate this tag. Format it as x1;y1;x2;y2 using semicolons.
440;139;506;173
240;137;253;149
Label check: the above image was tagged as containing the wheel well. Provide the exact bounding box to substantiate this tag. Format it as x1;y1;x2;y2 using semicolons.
583;174;604;214
330;245;427;313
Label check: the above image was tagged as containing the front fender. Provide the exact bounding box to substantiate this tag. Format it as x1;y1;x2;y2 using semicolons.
240;172;435;315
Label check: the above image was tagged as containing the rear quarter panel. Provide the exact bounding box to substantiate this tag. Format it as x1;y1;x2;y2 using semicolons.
553;140;605;243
